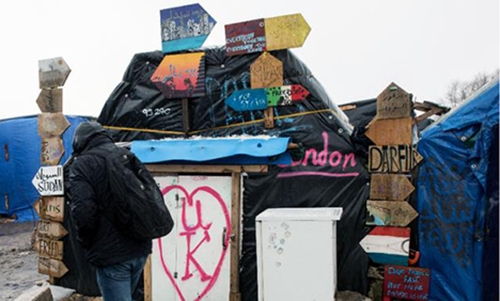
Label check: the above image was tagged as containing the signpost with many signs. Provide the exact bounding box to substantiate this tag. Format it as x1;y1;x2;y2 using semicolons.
34;57;71;281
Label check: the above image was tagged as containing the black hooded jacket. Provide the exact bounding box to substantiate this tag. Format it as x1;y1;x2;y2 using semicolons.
68;122;151;267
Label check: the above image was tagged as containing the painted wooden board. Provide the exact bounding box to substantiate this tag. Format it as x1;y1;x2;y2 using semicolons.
384;265;430;300
265;13;311;51
225;18;266;56
250;52;283;89
369;145;423;173
225;13;310;56
151;52;205;99
38;257;68;278
366;200;419;227
376;82;412;119
37;220;68;239
370;174;415;201
36;88;63;113
37;113;70;138
32;166;64;196
365;117;413;145
226;85;309;111
35;238;63;260
360;226;410;266
38;57;71;89
41;137;64;166
160;4;216;53
34;197;65;222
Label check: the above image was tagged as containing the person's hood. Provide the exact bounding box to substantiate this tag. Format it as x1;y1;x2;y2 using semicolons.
72;122;114;154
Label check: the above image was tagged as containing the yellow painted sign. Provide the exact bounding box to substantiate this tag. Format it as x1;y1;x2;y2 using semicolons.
265;13;311;51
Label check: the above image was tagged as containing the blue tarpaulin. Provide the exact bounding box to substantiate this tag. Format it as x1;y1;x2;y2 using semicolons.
416;79;499;301
0;115;91;221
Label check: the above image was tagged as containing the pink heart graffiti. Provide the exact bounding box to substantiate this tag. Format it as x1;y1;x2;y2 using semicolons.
158;185;231;301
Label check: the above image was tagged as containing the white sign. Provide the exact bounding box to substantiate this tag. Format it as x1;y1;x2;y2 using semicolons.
32;165;64;196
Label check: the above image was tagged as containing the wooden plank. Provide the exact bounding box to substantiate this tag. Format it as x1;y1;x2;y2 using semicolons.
366;200;419;227
37;113;70;138
145;164;268;174
376;82;411;119
37;220;68;239
160;4;216;53
264;107;274;129
250;52;283;89
36;88;63;113
34;197;65;222
38;57;71;89
384;265;430;300
230;173;242;300
35;237;63;260
182;98;190;134
368;145;423;173
41;137;65;166
365;117;413;145
370;174;415;201
144;255;152;301
38;257;68;278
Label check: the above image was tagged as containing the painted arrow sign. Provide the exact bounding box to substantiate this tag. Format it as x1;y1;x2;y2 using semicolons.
370;174;415;201
360;226;410;266
366;200;419;227
39;57;71;89
160;4;216;53
38;257;68;278
226;85;309;111
37;219;68;239
32;166;64;196
225;13;310;56
36;88;63;113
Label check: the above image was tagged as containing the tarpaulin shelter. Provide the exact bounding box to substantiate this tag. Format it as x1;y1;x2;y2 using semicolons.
0;115;92;222
416;78;499;301
86;47;371;299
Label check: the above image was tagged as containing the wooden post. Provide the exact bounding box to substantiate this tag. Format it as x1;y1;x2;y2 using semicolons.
144;255;152;301
182;98;190;135
229;173;242;301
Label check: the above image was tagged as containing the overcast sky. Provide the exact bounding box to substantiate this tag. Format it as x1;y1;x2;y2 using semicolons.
0;0;498;120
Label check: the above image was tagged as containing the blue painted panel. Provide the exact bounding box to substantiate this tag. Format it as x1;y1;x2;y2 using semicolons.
225;89;268;111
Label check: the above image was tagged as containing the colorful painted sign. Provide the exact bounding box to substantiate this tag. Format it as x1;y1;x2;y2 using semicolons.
37;113;70;138
32;166;64;196
151;52;205;99
226;85;309;111
36;88;63;113
250;52;283;89
370;174;415;201
160;4;216;53
360;226;410;266
367;200;419;227
38;57;71;89
225;13;310;56
369;145;423;173
384;265;430;300
376;82;412;119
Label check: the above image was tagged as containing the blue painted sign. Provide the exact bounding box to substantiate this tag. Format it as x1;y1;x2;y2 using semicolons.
226;89;268;111
160;4;216;53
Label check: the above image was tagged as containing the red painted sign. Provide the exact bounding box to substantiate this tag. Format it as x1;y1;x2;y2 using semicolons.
225;19;266;56
384;265;430;300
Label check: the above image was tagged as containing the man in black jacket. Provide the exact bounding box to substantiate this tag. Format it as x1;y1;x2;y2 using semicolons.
68;121;151;301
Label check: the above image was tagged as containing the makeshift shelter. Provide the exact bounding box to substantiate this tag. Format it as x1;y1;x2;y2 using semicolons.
64;47;372;300
416;78;499;301
0;115;91;222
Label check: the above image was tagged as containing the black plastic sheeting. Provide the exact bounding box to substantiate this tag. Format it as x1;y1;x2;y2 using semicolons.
63;46;371;299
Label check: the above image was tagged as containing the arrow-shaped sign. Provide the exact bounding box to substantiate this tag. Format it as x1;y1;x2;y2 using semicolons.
160;4;216;53
360;226;410;266
32;166;64;196
37;220;68;239
36;88;63;113
38;257;68;278
41;137;65;166
37;113;70;138
34;197;65;222
39;57;71;89
35;238;64;260
250;52;283;89
225;13;310;56
376;82;412;119
226;85;309;111
366;117;413;145
370;174;415;201
366;200;419;227
369;145;423;173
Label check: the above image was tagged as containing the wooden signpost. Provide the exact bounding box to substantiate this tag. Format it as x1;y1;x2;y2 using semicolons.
34;57;71;280
368;145;423;173
225;13;311;56
384;265;430;301
160;4;216;53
